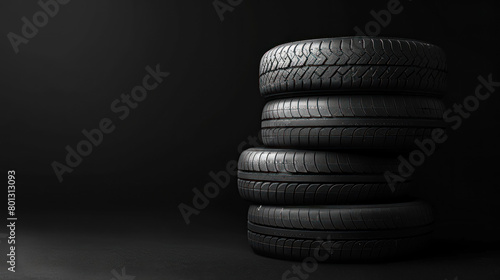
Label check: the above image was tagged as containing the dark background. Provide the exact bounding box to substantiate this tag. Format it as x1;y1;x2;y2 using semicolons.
1;0;499;279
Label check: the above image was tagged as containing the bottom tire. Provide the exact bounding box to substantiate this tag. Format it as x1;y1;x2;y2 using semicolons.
248;231;430;262
247;201;433;262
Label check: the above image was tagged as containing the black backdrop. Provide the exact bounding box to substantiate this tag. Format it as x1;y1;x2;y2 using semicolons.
1;0;500;278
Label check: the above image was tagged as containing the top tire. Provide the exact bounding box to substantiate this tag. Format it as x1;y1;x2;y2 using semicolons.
259;37;447;98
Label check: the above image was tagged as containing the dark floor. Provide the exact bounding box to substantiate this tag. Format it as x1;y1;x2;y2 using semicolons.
0;215;498;280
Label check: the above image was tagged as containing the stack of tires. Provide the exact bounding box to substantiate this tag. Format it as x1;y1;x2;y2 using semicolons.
238;37;447;262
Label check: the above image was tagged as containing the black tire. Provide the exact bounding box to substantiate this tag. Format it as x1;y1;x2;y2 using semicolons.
261;95;446;149
248;201;433;230
259;37;446;98
237;148;410;204
247;201;433;261
248;231;430;262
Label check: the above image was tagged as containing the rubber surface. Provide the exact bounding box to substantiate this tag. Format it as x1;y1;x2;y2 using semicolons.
248;231;430;262
237;148;410;204
248;222;433;240
247;201;433;230
247;202;433;261
259;37;446;97
260;95;446;149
